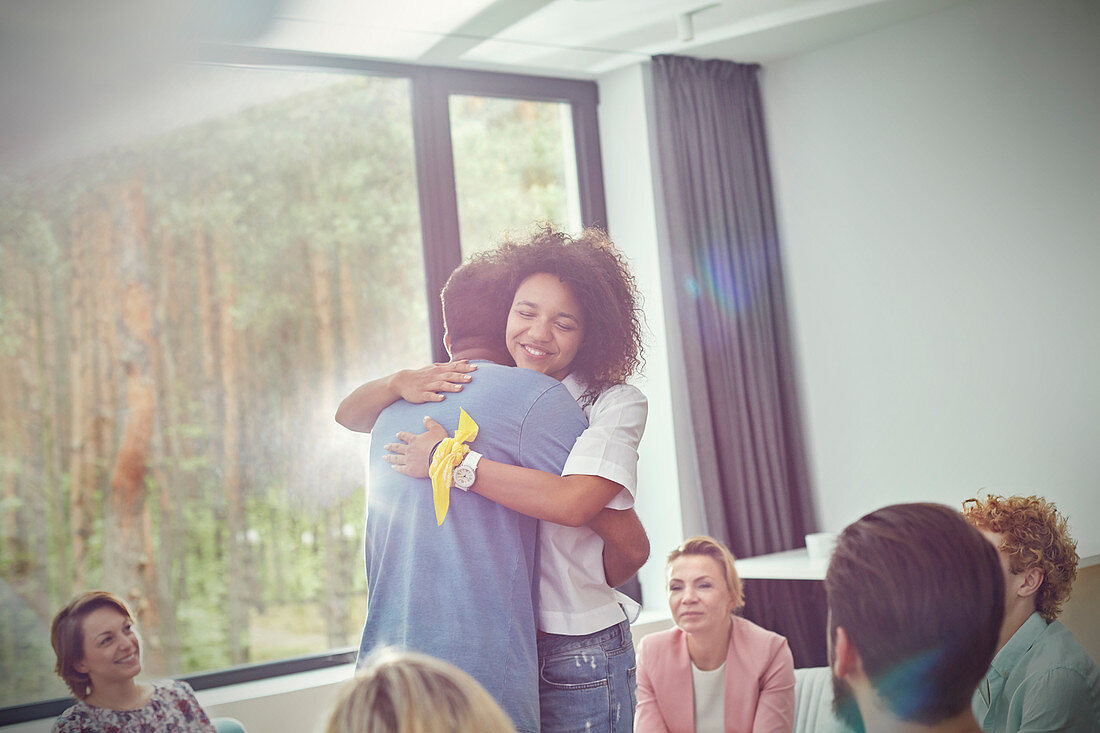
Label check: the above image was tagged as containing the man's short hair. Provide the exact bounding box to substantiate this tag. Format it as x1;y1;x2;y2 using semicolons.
962;493;1079;621
440;254;512;353
825;503;1004;724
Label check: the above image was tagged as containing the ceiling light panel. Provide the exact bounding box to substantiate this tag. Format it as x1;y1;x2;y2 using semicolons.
459;0;708;63
253;0;501;59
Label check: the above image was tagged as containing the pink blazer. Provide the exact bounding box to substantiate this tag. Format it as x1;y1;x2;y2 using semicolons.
634;616;795;733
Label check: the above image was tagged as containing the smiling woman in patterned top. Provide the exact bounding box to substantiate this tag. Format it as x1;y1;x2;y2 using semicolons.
50;590;216;733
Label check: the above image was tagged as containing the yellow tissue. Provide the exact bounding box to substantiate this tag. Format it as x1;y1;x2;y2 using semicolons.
427;408;479;525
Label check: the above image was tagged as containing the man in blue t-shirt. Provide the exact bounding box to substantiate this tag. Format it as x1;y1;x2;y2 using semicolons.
339;258;586;733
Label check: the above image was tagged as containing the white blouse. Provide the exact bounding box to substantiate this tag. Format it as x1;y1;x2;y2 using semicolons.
537;376;648;635
691;661;727;733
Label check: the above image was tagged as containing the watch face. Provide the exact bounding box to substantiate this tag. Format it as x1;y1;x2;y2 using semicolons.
453;465;475;489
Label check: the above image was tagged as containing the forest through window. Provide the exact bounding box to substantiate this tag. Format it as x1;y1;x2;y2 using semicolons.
0;61;582;710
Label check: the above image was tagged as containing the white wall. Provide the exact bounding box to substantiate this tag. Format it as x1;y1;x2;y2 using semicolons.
761;0;1100;556
595;63;689;616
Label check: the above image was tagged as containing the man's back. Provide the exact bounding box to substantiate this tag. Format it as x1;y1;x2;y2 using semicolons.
359;362;586;733
975;613;1100;733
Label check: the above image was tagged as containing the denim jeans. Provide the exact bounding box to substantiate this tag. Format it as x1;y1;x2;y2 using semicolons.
537;619;637;733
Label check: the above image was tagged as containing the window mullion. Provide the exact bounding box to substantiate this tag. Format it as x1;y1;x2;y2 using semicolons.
571;97;608;231
411;70;463;363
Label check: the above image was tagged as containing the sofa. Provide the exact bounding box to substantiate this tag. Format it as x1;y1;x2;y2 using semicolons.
793;667;856;733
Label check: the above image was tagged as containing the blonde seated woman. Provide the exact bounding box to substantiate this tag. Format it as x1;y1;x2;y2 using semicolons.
50;591;218;733
324;649;515;733
635;537;796;733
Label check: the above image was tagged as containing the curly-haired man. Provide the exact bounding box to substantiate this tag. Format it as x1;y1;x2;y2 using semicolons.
962;493;1100;733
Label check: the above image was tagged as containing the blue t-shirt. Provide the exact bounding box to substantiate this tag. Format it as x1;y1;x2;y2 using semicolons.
358;362;586;733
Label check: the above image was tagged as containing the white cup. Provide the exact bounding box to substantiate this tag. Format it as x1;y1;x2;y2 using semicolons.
805;532;837;563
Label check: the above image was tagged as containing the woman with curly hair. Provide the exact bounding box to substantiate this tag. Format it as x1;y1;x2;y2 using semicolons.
337;226;649;732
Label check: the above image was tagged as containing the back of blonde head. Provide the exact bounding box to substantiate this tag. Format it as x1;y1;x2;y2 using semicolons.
325;649;515;733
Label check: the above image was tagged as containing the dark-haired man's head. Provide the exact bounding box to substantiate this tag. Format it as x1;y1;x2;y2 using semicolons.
825;503;1004;732
440;254;513;363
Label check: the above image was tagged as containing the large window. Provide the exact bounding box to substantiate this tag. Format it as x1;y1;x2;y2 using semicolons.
451;95;581;256
0;51;604;718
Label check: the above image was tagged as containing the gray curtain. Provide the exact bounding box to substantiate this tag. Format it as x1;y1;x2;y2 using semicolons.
651;54;825;667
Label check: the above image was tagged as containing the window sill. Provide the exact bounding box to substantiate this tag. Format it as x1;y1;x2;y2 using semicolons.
196;661;356;708
0;650;357;731
3;617;678;732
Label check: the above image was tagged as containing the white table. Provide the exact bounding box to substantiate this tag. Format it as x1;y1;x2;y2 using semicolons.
735;548;1100;581
734;548;827;580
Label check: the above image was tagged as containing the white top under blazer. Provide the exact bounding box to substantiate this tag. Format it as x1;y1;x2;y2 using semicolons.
537;375;648;635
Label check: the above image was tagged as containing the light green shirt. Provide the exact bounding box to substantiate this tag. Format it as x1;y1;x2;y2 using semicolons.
973;612;1100;733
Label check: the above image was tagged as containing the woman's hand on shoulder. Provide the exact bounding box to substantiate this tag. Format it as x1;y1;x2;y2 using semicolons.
390;360;476;404
384;416;449;479
337;363;472;432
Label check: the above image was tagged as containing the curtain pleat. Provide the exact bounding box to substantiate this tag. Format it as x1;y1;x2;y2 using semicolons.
651;54;825;667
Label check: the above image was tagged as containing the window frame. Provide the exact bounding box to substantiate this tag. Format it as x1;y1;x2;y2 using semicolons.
199;44;606;361
0;45;606;725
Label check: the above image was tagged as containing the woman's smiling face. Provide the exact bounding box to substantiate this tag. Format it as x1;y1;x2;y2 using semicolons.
75;606;142;685
505;272;584;382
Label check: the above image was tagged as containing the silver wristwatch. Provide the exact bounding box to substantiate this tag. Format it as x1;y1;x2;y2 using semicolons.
452;450;482;491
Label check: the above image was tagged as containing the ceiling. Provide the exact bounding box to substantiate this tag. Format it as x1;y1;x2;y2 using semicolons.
253;0;971;77
0;0;970;167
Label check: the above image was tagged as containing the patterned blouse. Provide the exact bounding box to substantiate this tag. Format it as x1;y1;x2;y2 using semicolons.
52;679;216;732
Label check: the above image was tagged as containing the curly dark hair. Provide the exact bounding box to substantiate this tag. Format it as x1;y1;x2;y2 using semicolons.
492;226;644;404
962;493;1079;621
